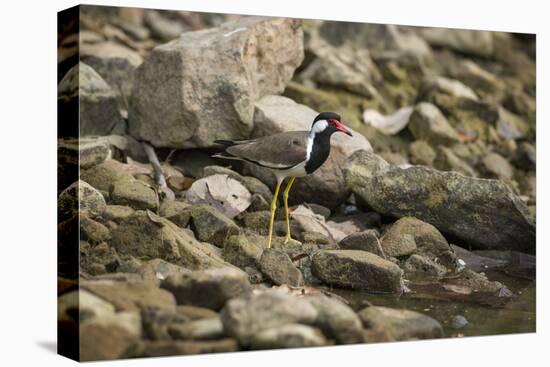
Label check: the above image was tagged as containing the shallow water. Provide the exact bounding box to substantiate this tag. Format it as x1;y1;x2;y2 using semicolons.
324;269;536;338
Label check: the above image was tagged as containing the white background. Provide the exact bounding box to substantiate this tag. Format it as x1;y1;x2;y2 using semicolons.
0;0;546;365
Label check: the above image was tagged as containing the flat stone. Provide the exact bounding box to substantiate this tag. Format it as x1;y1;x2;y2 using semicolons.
186;174;251;219
311;250;404;293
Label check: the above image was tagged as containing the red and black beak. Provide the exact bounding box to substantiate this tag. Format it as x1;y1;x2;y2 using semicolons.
331;119;353;136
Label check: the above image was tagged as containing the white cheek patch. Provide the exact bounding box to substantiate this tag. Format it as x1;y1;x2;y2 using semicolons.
312;120;329;134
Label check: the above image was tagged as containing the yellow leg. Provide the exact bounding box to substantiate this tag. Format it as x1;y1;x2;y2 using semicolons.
267;179;282;248
283;176;296;244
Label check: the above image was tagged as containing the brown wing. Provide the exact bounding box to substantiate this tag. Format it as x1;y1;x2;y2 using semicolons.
226;131;309;168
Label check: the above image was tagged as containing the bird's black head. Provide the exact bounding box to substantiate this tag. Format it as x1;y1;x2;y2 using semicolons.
311;112;352;137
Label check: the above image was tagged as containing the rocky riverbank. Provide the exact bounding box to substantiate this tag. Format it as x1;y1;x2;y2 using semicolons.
58;6;535;361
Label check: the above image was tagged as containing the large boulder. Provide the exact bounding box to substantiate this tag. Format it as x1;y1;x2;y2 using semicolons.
129;17;304;148
243;95;372;209
58;62;122;136
343;151;535;251
311;250;404;293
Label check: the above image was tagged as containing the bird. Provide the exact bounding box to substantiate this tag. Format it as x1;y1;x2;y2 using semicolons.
213;112;352;248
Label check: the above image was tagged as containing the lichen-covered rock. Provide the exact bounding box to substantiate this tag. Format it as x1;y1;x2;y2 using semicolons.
58;138;110;171
129;17;304;148
249;324;327;350
408;102;459;146
58;62;122;136
403;254;447;276
311;250;404;293
80;216;111;245
220;289;318;346
382;217;454;267
338;230;385;257
80;159;135;193
102;205;135;223
161;267;251;310
259;248;304;287
58;180;106;220
80;241;119;275
110;210;230;269
110;179;158;210
358;306;444;340
184;204;240;247
222;234;264;269
344;151;535;251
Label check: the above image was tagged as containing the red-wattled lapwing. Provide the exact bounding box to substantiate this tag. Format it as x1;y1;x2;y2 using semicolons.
213;112;352;248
